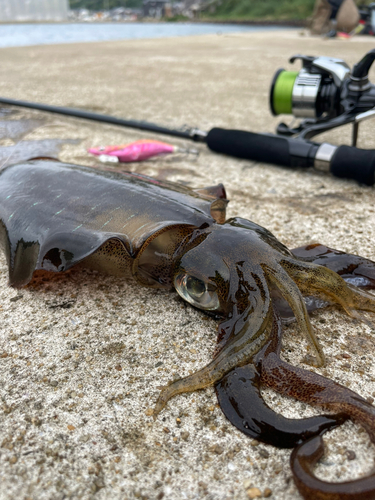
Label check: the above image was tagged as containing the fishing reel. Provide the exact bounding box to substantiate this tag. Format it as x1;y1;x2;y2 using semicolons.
270;49;375;146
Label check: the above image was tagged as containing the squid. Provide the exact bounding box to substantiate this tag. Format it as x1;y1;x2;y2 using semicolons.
1;158;375;499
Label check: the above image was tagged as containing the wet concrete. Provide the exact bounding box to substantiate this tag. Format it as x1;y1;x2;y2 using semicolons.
0;138;79;167
0;118;45;141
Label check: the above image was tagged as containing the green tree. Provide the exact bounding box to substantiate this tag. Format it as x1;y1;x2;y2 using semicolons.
205;0;316;20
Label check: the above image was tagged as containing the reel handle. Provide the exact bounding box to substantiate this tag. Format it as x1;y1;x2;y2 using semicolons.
351;48;375;79
206;128;375;186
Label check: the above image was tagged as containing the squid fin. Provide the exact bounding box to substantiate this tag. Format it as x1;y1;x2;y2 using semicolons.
194;183;227;200
210;198;229;224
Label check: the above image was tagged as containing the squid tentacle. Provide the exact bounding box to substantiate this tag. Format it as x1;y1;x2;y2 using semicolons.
153;266;272;417
263;262;325;366
153;307;273;418
282;258;375;318
261;349;375;500
216;308;347;448
291;436;375;500
261;351;375;441
224;303;375;499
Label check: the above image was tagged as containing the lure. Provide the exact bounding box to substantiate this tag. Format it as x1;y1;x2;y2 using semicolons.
1;158;375;500
88;139;197;163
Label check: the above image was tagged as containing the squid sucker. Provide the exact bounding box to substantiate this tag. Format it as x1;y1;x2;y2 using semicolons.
1;158;375;500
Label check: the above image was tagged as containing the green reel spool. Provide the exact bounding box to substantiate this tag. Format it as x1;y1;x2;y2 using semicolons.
269;69;298;115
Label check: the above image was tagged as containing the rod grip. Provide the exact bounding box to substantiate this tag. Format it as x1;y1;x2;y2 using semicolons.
330;145;375;186
206;127;292;166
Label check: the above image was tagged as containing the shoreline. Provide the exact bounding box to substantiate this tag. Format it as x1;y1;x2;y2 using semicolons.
0;19;306;27
184;18;306;27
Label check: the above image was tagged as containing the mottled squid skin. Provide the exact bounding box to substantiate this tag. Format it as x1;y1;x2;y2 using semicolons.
1;159;375;500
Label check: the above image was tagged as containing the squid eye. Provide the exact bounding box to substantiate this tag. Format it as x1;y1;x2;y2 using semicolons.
174;273;219;310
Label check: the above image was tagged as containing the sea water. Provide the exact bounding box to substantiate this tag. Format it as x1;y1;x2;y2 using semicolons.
0;22;290;48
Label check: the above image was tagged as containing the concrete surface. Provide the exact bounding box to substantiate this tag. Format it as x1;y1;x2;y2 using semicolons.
0;29;375;500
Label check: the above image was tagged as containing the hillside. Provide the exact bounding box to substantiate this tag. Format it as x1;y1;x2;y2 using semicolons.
69;0;375;22
205;0;316;21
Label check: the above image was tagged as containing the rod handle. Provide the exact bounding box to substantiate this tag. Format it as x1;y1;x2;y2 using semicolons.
330;145;375;186
206;128;375;186
206;127;293;166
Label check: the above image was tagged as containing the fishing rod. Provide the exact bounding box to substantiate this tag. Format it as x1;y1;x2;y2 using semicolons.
0;97;203;141
1;48;375;185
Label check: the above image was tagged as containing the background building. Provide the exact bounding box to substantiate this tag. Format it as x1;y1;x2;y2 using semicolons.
142;0;168;18
0;0;69;22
